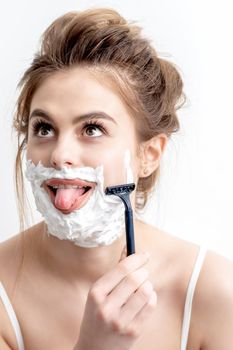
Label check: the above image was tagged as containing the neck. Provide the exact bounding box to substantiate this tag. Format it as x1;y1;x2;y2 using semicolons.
35;221;131;287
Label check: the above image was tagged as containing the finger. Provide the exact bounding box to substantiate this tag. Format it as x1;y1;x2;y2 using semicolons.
118;280;155;326
106;267;149;308
119;245;127;262
93;252;150;297
129;290;157;331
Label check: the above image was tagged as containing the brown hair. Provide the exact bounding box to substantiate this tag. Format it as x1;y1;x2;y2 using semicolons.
14;7;185;231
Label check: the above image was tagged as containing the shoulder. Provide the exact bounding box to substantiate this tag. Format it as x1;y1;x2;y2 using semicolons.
0;238;19;349
0;222;43;289
0;233;23;285
194;249;233;349
0;288;18;349
0;222;43;265
0;225;40;348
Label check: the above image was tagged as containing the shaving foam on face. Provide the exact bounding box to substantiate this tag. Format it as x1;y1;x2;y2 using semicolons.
25;150;134;248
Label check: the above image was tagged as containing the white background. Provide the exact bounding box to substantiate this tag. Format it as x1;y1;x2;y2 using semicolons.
0;0;232;260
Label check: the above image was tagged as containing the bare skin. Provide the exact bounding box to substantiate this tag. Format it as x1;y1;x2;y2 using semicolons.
1;218;233;350
1;67;233;349
0;220;198;350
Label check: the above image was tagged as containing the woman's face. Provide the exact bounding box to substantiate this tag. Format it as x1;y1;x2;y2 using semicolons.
27;67;141;209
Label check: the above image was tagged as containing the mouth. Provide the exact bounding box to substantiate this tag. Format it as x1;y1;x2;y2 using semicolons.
44;178;96;214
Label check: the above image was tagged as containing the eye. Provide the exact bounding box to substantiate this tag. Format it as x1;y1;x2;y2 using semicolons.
82;120;106;138
31;119;55;138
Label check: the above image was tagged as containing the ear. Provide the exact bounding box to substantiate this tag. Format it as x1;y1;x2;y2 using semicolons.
138;133;168;178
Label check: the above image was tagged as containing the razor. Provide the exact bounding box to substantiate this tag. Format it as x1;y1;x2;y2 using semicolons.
105;183;136;256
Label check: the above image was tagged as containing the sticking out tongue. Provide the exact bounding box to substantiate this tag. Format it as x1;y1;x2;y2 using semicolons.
54;188;86;210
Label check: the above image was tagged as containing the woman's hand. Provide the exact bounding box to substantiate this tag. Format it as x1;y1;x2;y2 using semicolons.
76;250;157;350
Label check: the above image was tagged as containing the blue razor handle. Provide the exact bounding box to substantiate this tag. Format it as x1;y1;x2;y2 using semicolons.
125;207;135;255
105;183;136;256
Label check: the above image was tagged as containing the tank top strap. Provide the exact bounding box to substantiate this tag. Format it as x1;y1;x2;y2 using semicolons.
0;282;25;350
180;245;207;350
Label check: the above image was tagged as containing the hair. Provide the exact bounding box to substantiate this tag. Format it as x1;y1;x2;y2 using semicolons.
13;7;185;234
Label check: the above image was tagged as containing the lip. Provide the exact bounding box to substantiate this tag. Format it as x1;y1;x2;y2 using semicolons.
43;178;96;214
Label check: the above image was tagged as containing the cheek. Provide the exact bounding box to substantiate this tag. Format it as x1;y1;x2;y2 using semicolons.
26;144;37;162
26;142;49;165
100;149;139;187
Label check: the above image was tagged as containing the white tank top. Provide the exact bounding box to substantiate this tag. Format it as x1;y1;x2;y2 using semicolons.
0;245;207;350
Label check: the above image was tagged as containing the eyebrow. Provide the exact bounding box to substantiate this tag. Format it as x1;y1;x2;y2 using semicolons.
29;108;117;125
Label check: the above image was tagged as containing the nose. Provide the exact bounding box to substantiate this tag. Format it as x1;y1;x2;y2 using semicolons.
49;135;80;169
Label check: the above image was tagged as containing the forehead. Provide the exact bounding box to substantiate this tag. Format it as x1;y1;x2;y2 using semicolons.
30;67;133;125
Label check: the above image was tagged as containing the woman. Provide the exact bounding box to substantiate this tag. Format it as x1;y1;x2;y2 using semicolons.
0;8;232;350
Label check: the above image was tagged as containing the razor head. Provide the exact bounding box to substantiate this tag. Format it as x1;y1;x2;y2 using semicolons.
105;183;135;195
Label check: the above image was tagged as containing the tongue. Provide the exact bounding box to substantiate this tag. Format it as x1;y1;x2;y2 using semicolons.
54;188;86;210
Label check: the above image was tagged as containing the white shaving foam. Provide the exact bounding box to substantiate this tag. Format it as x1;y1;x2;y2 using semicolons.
25;150;134;248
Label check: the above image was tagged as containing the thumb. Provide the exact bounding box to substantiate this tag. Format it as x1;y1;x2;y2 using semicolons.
119;245;127;262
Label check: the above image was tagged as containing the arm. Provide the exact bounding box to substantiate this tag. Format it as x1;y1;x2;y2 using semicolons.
197;251;233;349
